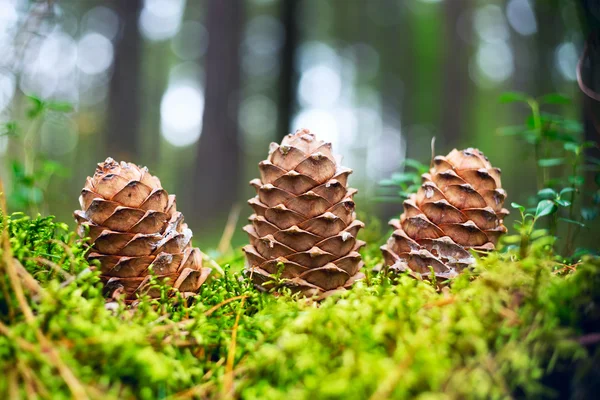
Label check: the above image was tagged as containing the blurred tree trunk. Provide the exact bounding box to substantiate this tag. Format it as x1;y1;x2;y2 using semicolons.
577;0;600;158
441;0;471;148
534;0;563;94
277;0;299;139
106;0;142;161
193;0;244;232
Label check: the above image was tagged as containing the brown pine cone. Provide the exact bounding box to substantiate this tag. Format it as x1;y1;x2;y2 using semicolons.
243;129;365;297
381;148;509;280
74;158;211;302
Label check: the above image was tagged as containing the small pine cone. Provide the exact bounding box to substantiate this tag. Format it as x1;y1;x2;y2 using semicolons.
243;129;365;297
74;158;211;302
381;148;509;280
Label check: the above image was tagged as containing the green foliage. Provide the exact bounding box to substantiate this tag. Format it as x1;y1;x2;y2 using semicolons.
379;159;430;202
3;95;71;214
0;212;598;399
497;92;600;258
1;213;89;283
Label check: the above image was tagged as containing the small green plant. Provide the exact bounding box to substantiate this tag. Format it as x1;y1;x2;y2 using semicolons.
1;95;71;214
379;158;429;202
498;92;599;257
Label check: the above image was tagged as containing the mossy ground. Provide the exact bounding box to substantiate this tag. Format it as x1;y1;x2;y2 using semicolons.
0;213;599;399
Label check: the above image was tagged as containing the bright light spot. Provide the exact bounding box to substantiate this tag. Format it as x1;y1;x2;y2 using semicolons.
40;114;78;156
418;0;442;3
556;42;578;81
297;42;338;73
0;37;15;68
171;21;207;60
77;32;114;75
367;127;404;179
19;70;58;99
506;0;537;36
334;108;358;144
0;73;15;113
474;5;509;43
476;41;514;83
298;64;342;107
292;109;339;148
0;1;19;35
244;16;284;56
38;32;77;76
139;0;184;41
82;6;120;41
239;95;277;137
160;83;204;147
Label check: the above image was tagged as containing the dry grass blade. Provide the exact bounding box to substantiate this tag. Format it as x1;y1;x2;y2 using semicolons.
12;259;44;296
222;296;246;399
218;204;241;255
30;256;73;279
199;249;224;276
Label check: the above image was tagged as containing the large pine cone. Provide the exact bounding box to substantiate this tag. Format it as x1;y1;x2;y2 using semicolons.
243;129;365;297
381;148;508;280
74;158;211;302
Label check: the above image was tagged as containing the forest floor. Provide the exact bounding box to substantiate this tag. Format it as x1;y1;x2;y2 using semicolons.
0;212;599;399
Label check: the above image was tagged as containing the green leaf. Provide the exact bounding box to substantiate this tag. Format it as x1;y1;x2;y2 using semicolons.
26;95;45;119
559;187;576;196
595;173;600;187
530;229;549;240
379;179;397;187
501;235;521;244
561;119;584;134
539;93;571;105
568;175;585;186
558;217;585;227
0;121;18;136
47;101;74;113
511;202;525;212
563;142;579;154
555;199;571;207
402;159;427;171
538;158;564;167
535;200;557;219
499;91;530;104
537;188;557;199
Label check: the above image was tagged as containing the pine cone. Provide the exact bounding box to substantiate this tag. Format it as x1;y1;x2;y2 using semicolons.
243;129;365;297
74;158;211;302
381;148;508;280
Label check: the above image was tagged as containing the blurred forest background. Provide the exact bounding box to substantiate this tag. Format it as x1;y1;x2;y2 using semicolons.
0;0;598;249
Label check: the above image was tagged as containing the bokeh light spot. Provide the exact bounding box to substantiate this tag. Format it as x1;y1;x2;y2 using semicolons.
160;83;204;147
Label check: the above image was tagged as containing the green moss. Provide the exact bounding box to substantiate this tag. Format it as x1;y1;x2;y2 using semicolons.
0;213;598;399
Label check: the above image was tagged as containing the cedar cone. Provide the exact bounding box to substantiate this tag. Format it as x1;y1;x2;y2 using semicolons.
243;129;365;297
381;148;508;280
74;158;211;302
